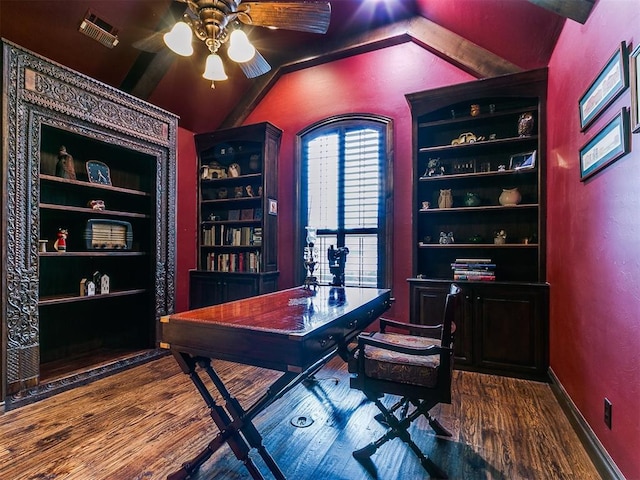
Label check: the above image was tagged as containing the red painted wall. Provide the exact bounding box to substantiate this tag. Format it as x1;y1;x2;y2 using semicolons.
174;5;640;474
547;1;640;477
241;43;474;322
176;127;197;313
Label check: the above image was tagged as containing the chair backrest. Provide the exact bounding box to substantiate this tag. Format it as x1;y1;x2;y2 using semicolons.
437;283;461;396
440;283;461;349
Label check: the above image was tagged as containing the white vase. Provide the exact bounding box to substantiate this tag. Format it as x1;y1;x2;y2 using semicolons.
499;188;521;206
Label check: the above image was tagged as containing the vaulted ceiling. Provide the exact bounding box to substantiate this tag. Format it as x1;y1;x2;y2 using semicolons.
0;0;590;133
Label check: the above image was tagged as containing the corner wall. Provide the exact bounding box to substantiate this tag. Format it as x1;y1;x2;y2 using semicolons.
241;42;474;322
176;127;197;313
547;1;640;477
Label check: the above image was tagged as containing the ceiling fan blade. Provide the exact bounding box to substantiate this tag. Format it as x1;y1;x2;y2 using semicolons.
132;30;167;53
240;2;331;34
237;50;272;78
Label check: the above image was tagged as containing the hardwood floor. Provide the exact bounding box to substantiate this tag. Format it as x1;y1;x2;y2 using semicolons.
0;354;600;479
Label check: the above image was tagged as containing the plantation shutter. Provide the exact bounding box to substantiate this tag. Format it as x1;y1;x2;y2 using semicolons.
304;125;382;287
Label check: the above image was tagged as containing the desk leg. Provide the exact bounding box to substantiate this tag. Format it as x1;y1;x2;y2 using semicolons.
200;359;287;480
170;352;264;480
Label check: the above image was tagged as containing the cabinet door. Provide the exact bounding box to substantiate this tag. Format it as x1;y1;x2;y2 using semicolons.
409;281;472;365
474;285;548;376
189;271;261;308
223;276;260;302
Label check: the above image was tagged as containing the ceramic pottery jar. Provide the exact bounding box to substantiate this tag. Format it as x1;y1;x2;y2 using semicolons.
499;187;521;206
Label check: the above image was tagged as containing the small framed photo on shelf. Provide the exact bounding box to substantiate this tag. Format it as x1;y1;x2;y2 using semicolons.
580;108;630;181
579;42;628;131
509;151;536;170
630;44;640;133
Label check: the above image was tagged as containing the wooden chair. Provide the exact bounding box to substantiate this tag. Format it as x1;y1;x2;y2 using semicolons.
348;283;461;479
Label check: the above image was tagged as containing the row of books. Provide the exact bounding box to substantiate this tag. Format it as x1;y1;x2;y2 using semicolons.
227;208;262;221
202;226;262;246
204;251;261;273
451;258;496;281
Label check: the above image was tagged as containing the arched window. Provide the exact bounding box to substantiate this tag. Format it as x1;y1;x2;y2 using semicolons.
297;115;393;288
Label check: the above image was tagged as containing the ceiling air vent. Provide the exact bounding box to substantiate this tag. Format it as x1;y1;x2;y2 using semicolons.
79;11;119;48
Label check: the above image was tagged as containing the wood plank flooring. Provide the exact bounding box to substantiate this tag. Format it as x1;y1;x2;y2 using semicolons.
0;355;600;479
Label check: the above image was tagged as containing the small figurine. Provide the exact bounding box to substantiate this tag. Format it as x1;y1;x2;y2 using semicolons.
439;232;455;244
245;185;255;197
518;112;535;136
424;158;444;177
54;228;68;252
228;163;241;178
494;229;507;245
100;274;110;294
249;154;260;172
438;189;453;209
234;186;244;197
55;146;76;180
87;199;105;210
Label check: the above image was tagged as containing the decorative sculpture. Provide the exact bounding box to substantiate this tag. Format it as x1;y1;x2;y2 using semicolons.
55;146;76;180
54;228;68;252
328;245;349;286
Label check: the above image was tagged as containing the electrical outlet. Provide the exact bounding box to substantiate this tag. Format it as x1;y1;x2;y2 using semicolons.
604;398;612;429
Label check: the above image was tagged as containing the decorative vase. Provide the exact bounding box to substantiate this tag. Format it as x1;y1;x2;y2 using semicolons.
438;189;453;209
464;192;481;207
499;187;521;206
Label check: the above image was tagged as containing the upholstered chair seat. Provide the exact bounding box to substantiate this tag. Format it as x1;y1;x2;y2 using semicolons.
361;333;441;388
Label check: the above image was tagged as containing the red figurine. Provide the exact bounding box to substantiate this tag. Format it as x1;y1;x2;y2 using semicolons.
54;228;68;252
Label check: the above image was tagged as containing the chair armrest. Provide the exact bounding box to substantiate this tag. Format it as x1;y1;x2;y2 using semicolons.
379;317;443;334
357;332;449;357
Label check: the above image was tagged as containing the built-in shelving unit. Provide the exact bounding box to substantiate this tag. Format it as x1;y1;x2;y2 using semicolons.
405;69;550;380
190;122;281;308
1;40;177;407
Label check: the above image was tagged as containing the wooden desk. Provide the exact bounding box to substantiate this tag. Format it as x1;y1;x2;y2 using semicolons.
160;286;392;479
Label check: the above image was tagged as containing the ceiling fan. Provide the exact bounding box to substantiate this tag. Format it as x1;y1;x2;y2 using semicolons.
136;0;331;87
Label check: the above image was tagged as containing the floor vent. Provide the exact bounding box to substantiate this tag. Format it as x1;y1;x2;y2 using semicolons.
79;11;119;48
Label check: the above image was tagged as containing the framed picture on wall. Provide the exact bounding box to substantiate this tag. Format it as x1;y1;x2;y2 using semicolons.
579;42;628;131
579;108;630;181
630;44;640;133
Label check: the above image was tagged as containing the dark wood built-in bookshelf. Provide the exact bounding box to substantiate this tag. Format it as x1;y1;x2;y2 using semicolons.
190;122;281;308
1;40;177;408
406;69;549;380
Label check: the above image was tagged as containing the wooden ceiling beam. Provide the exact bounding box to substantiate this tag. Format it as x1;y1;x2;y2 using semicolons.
526;0;595;24
221;15;522;128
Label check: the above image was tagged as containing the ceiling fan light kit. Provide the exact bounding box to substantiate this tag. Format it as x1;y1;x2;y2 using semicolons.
164;21;194;56
227;29;256;63
203;53;228;81
160;0;331;87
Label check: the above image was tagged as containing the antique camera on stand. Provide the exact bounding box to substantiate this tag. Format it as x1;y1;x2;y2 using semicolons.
328;245;349;287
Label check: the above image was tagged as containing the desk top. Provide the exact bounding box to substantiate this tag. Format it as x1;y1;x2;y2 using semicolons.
161;286;392;371
165;286;389;336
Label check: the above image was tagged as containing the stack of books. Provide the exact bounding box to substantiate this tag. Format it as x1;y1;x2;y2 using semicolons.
451;258;496;281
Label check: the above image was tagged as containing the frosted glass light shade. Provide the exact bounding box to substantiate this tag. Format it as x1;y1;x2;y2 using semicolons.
203;54;228;81
164;22;194;56
227;30;255;63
